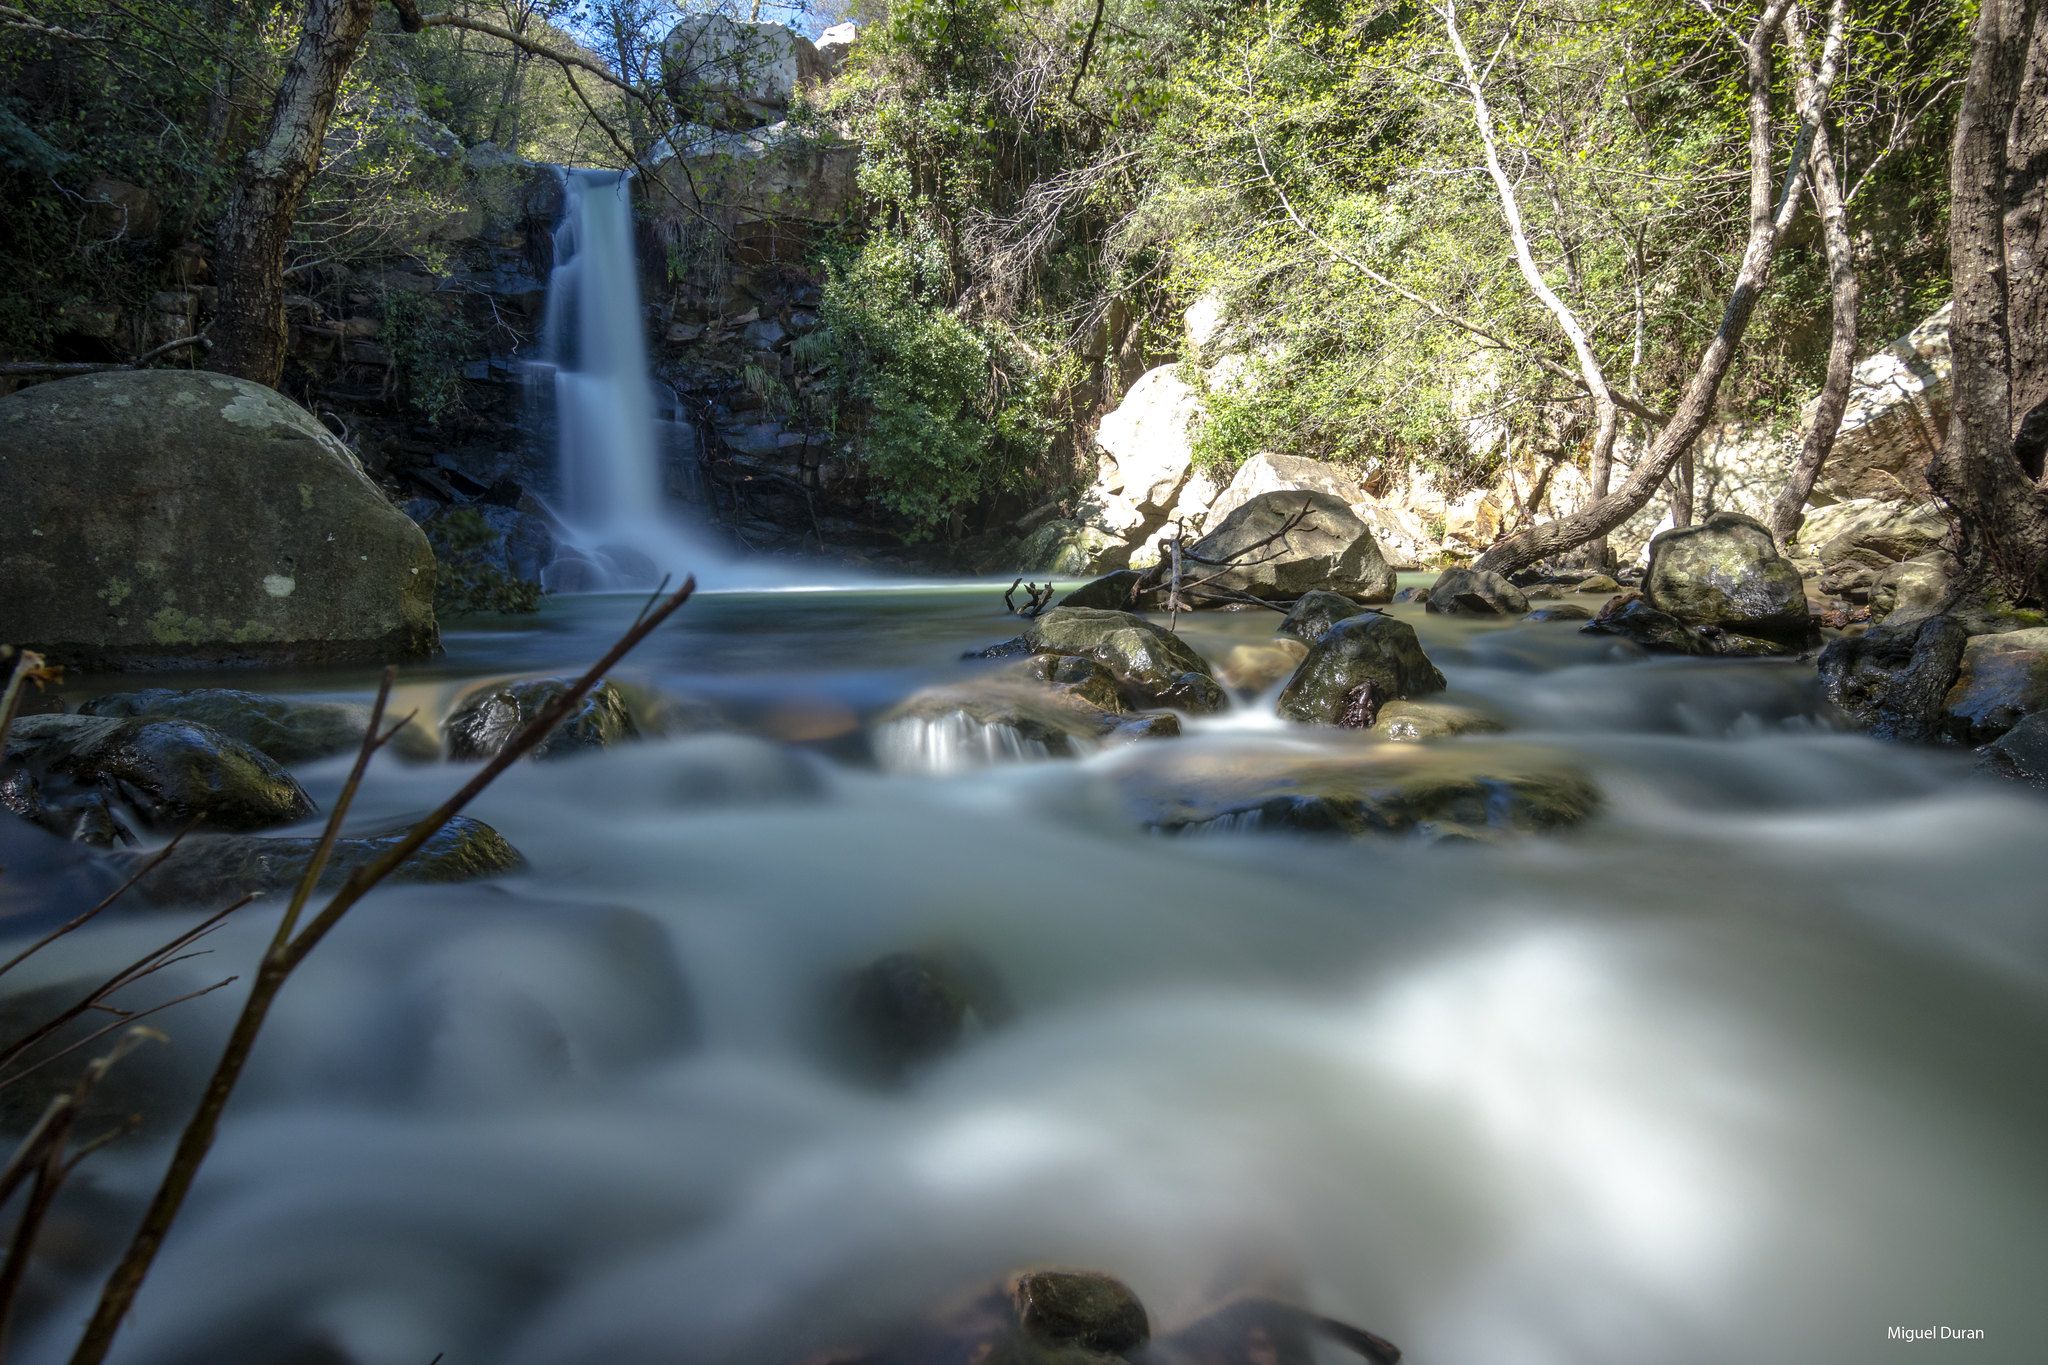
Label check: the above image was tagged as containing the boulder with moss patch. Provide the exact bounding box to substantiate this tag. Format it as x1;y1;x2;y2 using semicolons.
0;370;437;669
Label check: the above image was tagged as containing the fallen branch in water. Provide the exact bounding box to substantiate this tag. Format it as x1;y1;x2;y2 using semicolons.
65;576;697;1365
1004;577;1055;618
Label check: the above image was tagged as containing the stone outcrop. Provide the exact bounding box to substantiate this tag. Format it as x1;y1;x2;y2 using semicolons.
1815;303;1951;502
0;370;438;668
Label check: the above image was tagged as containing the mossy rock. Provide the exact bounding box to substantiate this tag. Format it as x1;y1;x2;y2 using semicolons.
123;814;524;905
1426;567;1530;615
1644;511;1811;641
1020;608;1224;713
1275;613;1446;725
80;688;439;765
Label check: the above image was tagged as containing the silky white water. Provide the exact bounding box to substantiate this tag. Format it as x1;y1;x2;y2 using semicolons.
9;589;2046;1364
534;170;728;589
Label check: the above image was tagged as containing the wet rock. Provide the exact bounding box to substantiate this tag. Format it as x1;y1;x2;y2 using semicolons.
1425;567;1529;616
1942;628;2048;743
875;663;1178;772
1576;573;1621;594
1581;594;1712;656
123;814;524;905
0;370;437;669
1109;741;1598;839
447;679;635;760
79;688;438;765
1644;511;1812;642
1817;613;1968;741
1527;603;1593;622
1011;1270;1150;1355
1976;712;2048;788
1391;586;1430;605
2;715;313;845
831;949;1012;1083
1278;590;1372;642
1057;571;1155;612
1186;491;1396;604
1020;608;1225;713
1275;614;1446;726
1374;699;1504;742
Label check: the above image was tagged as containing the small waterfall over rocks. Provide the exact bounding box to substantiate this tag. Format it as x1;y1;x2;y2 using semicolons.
532;168;725;591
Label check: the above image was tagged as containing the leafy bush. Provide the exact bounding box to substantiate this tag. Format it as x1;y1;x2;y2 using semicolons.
798;236;1053;540
380;290;477;423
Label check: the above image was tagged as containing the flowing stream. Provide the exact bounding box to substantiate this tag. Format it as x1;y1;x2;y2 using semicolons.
8;587;2047;1364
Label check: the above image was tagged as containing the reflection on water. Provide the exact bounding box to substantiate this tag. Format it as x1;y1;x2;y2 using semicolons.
10;584;2048;1364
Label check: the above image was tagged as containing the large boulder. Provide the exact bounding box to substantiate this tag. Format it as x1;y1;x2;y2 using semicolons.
1943;628;2048;743
1015;519;1123;576
1092;365;1203;519
3;714;314;845
1275;613;1447;725
661;16;824;129
0;371;437;669
1644;511;1812;642
1426;567;1529;616
1186;491;1397;604
1019;607;1225;713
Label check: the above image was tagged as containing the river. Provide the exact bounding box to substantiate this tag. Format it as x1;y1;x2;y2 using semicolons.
9;582;2047;1364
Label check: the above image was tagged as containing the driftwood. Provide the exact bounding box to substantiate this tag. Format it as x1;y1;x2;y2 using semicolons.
1004;578;1055;618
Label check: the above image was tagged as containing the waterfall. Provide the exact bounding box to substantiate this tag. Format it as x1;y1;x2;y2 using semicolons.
534;169;725;591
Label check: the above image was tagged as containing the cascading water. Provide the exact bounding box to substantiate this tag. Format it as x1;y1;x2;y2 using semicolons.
533;169;725;590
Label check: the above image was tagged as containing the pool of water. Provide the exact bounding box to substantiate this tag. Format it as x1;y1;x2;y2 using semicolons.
7;582;2046;1364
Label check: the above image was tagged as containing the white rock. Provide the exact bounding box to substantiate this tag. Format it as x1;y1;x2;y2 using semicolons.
1093;365;1203;516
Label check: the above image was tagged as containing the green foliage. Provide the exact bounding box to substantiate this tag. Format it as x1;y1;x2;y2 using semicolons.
380;290;478;422
426;508;544;616
798;235;1056;539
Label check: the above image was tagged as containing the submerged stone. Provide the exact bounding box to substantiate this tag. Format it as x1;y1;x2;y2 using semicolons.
1426;567;1530;616
81;687;439;765
124;814;524;904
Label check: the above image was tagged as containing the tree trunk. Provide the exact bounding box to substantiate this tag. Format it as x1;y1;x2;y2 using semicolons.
209;0;381;386
1769;2;1861;545
1473;1;1812;577
1929;0;2048;603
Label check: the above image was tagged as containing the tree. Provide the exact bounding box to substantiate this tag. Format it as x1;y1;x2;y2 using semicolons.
1470;0;1836;575
1929;0;2048;604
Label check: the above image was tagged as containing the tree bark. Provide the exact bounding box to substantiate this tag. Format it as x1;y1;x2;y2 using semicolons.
1769;0;1860;545
1473;1;1815;577
209;0;381;385
1929;0;2048;603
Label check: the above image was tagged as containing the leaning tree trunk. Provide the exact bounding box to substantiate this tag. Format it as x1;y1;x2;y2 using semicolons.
209;0;382;386
1929;0;2048;605
1473;0;1810;577
1767;114;1859;545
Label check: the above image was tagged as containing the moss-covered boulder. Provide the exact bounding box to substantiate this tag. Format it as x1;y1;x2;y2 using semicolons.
1426;567;1530;616
1374;699;1504;742
1010;1270;1150;1356
80;688;439;765
122;814;523;905
1275;613;1446;725
1020;607;1225;713
1186;491;1396;604
1644;511;1812;641
1017;520;1124;577
0;370;437;669
2;714;313;845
